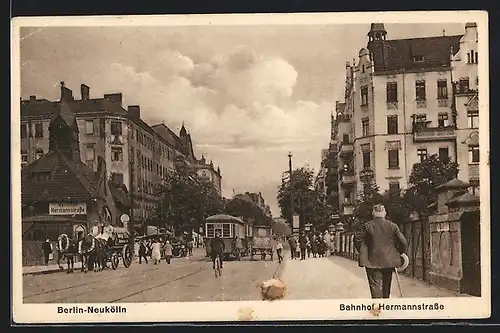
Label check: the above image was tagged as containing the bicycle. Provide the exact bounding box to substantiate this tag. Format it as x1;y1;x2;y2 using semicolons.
214;254;222;278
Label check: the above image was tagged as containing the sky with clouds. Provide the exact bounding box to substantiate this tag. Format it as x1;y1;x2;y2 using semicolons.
19;22;465;216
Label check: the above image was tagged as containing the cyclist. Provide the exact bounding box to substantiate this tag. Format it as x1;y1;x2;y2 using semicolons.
210;231;225;270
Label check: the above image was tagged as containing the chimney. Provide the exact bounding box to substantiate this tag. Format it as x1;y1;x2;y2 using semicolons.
127;105;141;119
81;84;90;100
29;95;36;101
104;93;123;106
60;81;73;101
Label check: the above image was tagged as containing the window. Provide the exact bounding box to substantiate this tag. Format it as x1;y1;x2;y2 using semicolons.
361;86;369;105
21;124;27;139
110;121;122;136
33;171;51;182
387;115;398;134
85;120;94;134
34;123;43;138
21;150;28;164
416;80;426;100
222;223;232;238
362;118;370;136
342;134;350;144
469;179;479;196
438;113;449;127
437;80;448;99
468;110;479;128
439;147;450;162
475;51;478;64
86;144;95;161
467;52;471;64
111;147;123;161
388;149;399;169
417;148;428;163
459;78;469;93
362;151;371;169
389;181;400;194
362;65;365;73
414;114;428;131
35;149;44;160
469;145;479;163
386;82;398;102
413;55;424;62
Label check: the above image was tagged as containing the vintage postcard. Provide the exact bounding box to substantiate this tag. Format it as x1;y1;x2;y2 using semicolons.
11;11;490;323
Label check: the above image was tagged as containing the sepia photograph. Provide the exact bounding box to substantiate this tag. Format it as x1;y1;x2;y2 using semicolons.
11;11;490;323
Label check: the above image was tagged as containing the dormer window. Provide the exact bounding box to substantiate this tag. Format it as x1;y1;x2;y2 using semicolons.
413;55;424;62
32;171;51;182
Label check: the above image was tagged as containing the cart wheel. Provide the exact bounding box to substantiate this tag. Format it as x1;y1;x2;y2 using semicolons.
122;244;132;268
111;253;119;270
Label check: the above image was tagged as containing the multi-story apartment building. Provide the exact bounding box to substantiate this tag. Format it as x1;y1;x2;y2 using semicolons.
332;22;480;218
195;155;222;196
245;192;272;218
21;82;223;228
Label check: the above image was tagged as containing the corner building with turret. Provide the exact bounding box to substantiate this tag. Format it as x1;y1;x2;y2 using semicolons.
333;23;480;219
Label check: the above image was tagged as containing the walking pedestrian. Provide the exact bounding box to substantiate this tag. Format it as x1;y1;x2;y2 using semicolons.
288;236;297;259
163;240;173;264
354;204;408;299
311;235;318;258
276;239;284;263
151;238;162;265
306;235;312;258
299;232;307;260
42;239;52;266
138;241;148;264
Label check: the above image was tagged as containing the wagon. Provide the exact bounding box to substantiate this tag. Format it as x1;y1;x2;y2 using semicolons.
103;227;133;270
249;225;274;261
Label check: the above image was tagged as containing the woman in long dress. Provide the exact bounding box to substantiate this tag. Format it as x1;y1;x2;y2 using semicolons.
151;238;162;265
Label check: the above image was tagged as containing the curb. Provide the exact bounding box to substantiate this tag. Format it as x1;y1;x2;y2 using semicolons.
23;268;65;276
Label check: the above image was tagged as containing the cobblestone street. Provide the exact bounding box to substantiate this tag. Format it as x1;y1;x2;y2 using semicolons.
23;249;281;303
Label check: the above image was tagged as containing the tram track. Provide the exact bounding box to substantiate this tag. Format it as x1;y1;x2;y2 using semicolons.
23;259;205;302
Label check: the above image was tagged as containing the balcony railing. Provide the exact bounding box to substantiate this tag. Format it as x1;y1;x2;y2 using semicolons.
340;172;355;186
468;164;479;181
339;142;353;156
438;99;449;107
413;126;456;142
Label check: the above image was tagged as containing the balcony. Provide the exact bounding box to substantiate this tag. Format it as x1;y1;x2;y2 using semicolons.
468;164;479;181
340;172;355;187
339;142;353;156
413;126;456;142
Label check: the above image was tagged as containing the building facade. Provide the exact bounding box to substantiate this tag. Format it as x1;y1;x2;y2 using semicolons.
331;22;480;218
21;82;223;230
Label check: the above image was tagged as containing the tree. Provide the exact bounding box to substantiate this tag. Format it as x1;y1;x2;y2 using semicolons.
225;195;273;226
405;154;459;216
153;158;224;234
277;166;333;230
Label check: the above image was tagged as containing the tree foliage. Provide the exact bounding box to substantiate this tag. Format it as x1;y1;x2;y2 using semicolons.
153;158;224;233
405;154;459;215
277;166;334;229
225;195;273;226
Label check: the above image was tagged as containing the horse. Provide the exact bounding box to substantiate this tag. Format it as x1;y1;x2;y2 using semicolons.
78;234;106;272
57;234;81;273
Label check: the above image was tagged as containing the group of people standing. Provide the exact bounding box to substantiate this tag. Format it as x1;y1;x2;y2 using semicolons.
287;230;335;260
136;238;174;265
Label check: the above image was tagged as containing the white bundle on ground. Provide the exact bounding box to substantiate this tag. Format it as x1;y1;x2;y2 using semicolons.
260;278;286;301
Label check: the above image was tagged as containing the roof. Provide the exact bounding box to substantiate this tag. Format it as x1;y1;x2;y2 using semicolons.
21;150;99;202
21;98;128;119
436;178;470;192
446;192;480;206
151;123;181;148
369;35;462;73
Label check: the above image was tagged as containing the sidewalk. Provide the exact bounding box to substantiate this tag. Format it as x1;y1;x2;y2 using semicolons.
279;254;467;299
23;262;82;276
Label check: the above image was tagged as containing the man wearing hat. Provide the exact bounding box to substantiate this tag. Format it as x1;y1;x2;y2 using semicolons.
354;204;408;298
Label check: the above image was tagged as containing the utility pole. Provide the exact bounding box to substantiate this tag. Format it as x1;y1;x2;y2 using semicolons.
288;152;294;231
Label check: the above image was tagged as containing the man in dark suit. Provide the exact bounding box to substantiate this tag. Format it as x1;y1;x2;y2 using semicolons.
354;204;408;298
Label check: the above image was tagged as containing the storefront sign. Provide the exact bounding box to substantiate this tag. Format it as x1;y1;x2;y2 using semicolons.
49;203;87;215
292;215;300;229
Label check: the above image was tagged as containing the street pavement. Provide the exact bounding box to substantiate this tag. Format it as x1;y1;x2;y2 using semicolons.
23;248;281;303
280;253;467;299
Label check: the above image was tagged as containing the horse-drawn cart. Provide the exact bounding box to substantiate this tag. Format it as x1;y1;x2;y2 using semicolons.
102;227;133;270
